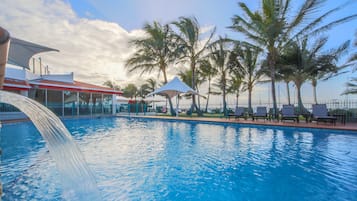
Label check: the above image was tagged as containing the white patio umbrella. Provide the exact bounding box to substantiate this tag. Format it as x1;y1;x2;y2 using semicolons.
147;76;199;117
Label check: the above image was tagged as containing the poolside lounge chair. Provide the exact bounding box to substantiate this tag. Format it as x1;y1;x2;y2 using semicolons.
228;107;246;120
253;106;267;121
281;105;299;123
311;104;337;125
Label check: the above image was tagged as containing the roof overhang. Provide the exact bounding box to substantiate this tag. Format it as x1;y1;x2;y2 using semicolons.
29;80;123;95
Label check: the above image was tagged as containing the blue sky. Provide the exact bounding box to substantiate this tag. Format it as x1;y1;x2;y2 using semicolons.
66;0;357;104
66;0;356;46
1;0;356;107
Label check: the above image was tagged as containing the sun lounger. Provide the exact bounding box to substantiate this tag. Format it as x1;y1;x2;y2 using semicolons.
312;104;337;125
228;107;246;120
281;105;299;123
253;106;267;121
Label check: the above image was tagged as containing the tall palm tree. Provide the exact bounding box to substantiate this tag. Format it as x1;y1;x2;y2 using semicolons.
348;32;357;66
145;78;158;93
231;43;263;112
123;83;138;99
178;68;205;110
309;40;350;103
209;37;232;116
172;16;215;116
125;21;178;115
103;80;120;90
227;71;246;108
139;83;151;98
278;36;344;113
275;67;294;105
343;32;357;95
343;78;357;94
198;59;218;112
230;0;357;118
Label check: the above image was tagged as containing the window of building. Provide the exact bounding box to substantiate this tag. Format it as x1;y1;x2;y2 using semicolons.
79;92;91;116
47;90;63;116
92;93;102;115
64;91;78;116
29;88;46;105
103;94;112;114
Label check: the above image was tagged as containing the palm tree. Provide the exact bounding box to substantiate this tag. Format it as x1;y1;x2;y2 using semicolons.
230;0;357;118
172;16;215;116
139;83;151;98
178;68;205;110
275;67;294;105
145;78;158;93
231;43;263;112
125;21;178;115
348;31;357;66
227;71;246;108
278;36;346;113
122;83;138;99
309;40;350;103
343;32;357;95
209;37;232;116
198;59;217;112
103;80;120;90
343;78;357;94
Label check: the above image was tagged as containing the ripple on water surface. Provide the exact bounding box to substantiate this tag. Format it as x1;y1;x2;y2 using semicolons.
1;117;357;201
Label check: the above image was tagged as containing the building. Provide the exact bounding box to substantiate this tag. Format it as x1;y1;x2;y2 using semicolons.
0;37;122;120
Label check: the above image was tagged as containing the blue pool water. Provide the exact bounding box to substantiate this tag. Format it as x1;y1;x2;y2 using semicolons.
1;117;357;201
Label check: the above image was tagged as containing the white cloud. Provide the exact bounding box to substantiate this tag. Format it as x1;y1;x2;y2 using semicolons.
0;0;145;86
0;0;306;107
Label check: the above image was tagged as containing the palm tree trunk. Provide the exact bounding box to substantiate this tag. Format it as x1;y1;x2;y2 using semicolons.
235;91;239;108
268;51;278;119
295;82;306;114
167;96;175;116
205;78;211;112
197;86;201;111
222;76;228;116
223;87;227;116
163;70;175;116
271;69;278;118
312;79;318;104
248;88;252;112
191;61;202;116
286;81;291;105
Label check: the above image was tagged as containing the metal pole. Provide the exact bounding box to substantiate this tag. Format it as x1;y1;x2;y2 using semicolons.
176;95;179;117
32;58;35;74
39;57;42;76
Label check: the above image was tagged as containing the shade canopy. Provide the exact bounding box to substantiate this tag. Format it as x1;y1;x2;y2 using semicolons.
147;77;197;98
8;37;59;69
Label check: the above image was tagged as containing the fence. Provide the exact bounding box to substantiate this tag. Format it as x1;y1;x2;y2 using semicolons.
176;99;357;122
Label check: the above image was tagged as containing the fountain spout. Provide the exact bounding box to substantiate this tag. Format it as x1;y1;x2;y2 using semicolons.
0;27;10;89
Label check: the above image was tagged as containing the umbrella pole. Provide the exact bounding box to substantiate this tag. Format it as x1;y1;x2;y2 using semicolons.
176;95;179;117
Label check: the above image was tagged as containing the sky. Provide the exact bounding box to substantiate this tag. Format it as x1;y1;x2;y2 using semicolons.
0;0;356;108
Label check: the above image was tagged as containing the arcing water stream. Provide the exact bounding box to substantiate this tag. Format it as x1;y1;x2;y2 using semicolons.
0;90;102;200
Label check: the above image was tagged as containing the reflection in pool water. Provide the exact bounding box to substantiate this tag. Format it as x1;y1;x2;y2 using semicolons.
1;117;357;201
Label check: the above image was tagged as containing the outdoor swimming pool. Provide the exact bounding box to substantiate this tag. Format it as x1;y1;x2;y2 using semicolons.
1;117;357;201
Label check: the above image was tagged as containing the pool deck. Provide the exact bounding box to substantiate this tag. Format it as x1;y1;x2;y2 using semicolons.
126;115;357;132
2;114;356;132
